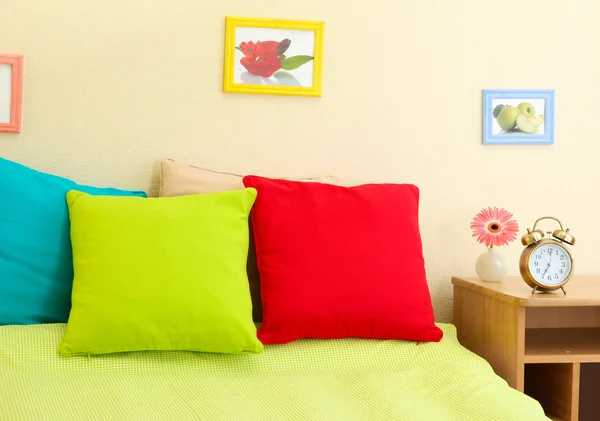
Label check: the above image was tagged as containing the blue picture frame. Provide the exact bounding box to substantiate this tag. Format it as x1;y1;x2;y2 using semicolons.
483;89;555;145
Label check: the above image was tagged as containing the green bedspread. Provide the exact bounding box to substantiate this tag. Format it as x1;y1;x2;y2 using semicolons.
0;323;548;421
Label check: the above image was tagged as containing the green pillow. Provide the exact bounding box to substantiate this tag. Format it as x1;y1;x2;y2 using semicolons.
60;189;263;356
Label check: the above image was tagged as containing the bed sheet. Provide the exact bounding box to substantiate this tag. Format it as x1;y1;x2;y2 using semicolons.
0;323;549;420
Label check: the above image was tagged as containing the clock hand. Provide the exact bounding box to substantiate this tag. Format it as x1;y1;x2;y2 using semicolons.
543;249;552;264
541;262;551;278
543;256;551;269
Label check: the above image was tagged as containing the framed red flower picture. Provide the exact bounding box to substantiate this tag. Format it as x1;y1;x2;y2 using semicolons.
223;17;324;97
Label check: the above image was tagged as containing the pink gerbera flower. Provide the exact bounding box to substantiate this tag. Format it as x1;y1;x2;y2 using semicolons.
470;206;519;248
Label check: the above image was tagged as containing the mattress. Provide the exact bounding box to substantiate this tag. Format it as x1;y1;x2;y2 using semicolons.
0;323;549;421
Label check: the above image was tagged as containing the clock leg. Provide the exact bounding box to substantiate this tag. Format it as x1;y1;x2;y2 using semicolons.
531;286;538;295
560;286;567;295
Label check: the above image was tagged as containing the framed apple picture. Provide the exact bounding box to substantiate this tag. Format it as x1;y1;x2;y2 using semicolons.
483;89;555;145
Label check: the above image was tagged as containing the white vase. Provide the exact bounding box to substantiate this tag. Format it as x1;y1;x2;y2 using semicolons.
475;247;507;282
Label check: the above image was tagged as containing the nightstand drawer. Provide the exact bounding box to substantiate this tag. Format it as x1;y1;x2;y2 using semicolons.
526;307;600;329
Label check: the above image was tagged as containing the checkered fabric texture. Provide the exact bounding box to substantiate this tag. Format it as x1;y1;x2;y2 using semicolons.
0;323;549;421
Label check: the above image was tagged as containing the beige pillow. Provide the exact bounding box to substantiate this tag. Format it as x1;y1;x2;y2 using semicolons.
159;159;337;197
158;158;337;323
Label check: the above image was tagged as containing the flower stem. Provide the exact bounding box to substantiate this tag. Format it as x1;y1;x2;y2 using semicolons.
490;244;494;249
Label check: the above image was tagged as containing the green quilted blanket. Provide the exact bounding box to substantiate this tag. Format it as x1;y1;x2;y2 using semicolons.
0;323;548;421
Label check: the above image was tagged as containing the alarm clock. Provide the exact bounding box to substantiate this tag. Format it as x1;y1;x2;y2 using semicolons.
519;216;575;295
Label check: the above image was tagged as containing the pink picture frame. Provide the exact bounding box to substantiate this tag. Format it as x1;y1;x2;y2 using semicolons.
0;55;23;133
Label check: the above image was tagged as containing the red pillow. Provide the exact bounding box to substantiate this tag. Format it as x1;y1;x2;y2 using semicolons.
243;176;443;344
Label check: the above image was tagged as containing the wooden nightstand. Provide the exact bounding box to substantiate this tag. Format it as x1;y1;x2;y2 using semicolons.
452;276;600;421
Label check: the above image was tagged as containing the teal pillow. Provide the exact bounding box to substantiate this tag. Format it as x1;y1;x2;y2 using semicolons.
60;189;263;355
0;157;146;325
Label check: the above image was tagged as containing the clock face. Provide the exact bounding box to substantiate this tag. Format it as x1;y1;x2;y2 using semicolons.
528;242;572;286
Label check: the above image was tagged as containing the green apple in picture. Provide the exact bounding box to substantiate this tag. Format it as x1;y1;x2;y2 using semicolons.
516;114;544;134
493;104;505;118
517;102;536;118
496;106;520;130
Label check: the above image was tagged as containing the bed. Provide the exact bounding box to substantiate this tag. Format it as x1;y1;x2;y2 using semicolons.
0;323;549;421
1;157;550;420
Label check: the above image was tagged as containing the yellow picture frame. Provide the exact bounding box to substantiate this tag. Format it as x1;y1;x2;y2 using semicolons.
223;17;324;97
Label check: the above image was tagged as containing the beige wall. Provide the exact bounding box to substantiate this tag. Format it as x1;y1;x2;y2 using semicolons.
1;1;599;322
